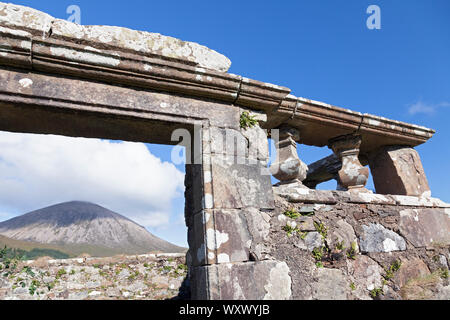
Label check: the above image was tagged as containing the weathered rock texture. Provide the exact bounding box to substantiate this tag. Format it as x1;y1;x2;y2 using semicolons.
268;189;450;300
368;146;431;197
0;253;189;300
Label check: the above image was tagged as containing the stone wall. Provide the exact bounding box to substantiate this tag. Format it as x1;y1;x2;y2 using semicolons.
264;189;450;300
0;253;189;300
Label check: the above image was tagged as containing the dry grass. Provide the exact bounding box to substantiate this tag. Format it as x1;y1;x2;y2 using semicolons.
400;272;442;300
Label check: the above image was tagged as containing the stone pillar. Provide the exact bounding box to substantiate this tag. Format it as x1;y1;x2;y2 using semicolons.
269;125;308;187
328;134;369;192
187;111;292;300
368;145;431;197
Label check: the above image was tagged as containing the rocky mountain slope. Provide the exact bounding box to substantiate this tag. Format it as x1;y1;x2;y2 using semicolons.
0;201;186;256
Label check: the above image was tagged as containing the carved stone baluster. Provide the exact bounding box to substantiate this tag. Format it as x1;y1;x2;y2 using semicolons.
328;134;369;192
270;125;308;187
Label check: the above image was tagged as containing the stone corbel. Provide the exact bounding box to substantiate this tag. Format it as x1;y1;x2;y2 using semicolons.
270;125;308;187
328;134;369;192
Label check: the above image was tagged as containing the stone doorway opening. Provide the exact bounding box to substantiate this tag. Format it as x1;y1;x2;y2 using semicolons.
0;129;189;256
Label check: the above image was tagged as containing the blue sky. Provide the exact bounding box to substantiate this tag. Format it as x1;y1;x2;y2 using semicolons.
2;0;450;247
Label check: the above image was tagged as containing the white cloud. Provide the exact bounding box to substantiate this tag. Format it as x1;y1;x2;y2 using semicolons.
408;100;450;115
0;131;185;228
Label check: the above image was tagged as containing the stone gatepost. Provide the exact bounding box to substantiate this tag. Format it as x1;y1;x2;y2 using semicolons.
328;134;369;192
368;145;431;197
186;111;292;300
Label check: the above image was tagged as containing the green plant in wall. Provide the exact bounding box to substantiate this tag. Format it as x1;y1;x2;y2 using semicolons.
283;209;301;220
240;111;258;129
312;246;328;263
336;240;345;251
313;221;328;240
346;241;358;260
369;287;384;298
384;260;402;280
439;268;449;279
282;224;300;237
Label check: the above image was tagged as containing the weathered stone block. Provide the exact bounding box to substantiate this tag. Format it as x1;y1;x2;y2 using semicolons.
359;223;406;253
0;2;54;35
326;219;359;252
50;19;232;72
210;154;274;209
399;208;450;248
190;260;292;300
187;208;272;267
311;268;349;300
368;146;431;197
208;127;248;157
347;255;383;293
393;258;431;289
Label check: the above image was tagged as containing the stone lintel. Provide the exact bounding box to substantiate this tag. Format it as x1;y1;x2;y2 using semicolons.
0;2;436;149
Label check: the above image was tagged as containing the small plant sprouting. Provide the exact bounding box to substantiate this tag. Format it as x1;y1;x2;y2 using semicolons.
283;209;301;220
313;221;327;240
315;262;324;268
282;223;300;237
239;111;258;130
350;283;356;291
346;241;358;260
439;268;449;279
29;279;40;296
56;268;67;279
369;287;384;299
336;241;345;251
384;260;402;280
312;246;327;262
300;231;308;240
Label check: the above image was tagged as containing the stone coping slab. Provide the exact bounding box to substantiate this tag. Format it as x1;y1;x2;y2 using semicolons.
274;186;450;208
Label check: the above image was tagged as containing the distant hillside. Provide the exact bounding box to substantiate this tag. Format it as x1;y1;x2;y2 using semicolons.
0;234;71;259
0;201;186;257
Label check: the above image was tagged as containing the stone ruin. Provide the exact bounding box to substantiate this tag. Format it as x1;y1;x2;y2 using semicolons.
0;2;448;300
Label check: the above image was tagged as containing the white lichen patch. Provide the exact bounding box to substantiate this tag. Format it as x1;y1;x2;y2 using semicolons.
203;171;212;184
382;238;399;252
203;212;211;224
206;229;229;250
204;194;213;209
263;262;291;300
358;193;389;203
19;78;33;88
217;253;230;263
50;46;121;67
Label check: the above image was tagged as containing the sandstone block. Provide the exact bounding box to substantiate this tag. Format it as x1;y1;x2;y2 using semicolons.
368;146;431;197
399;208;450;248
190;260;291;300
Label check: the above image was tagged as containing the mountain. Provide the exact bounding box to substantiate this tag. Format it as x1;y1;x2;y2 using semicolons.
0;201;186;257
